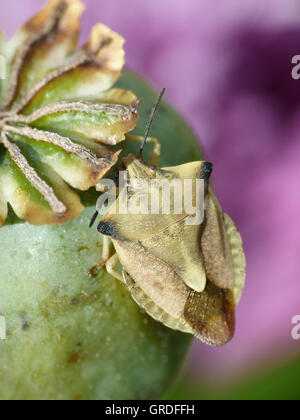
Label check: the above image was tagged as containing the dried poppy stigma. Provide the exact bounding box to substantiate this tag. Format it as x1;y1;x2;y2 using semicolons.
0;0;139;226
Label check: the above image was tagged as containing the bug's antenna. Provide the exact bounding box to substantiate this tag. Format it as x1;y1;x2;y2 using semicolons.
140;88;166;160
89;210;99;228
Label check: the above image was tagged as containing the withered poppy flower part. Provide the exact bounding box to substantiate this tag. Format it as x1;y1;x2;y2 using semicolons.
0;0;139;226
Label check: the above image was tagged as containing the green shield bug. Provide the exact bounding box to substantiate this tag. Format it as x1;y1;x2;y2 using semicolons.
90;89;246;346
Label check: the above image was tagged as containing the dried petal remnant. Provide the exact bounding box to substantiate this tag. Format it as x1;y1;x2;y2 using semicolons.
0;0;139;226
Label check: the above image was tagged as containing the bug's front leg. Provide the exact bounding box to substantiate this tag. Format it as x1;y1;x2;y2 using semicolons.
88;235;111;277
125;135;161;167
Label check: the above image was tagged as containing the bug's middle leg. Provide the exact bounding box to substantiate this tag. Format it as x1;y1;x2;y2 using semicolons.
88;235;124;283
105;253;124;283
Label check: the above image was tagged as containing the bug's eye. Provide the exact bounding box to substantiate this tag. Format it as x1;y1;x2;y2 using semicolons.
202;162;213;180
97;221;116;237
150;165;156;171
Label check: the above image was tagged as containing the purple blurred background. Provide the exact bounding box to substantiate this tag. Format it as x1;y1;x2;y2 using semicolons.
1;0;300;382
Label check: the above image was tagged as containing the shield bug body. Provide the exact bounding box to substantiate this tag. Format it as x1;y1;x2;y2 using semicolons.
90;90;246;346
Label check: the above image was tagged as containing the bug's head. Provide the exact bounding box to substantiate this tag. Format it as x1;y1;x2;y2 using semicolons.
121;153;213;190
121;153;158;183
117;88;166;183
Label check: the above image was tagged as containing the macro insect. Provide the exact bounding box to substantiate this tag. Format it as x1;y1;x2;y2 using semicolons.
90;90;246;346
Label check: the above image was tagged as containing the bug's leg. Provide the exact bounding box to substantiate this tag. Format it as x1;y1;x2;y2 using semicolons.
88;235;111;277
126;135;161;167
147;137;161;167
105;253;124;283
